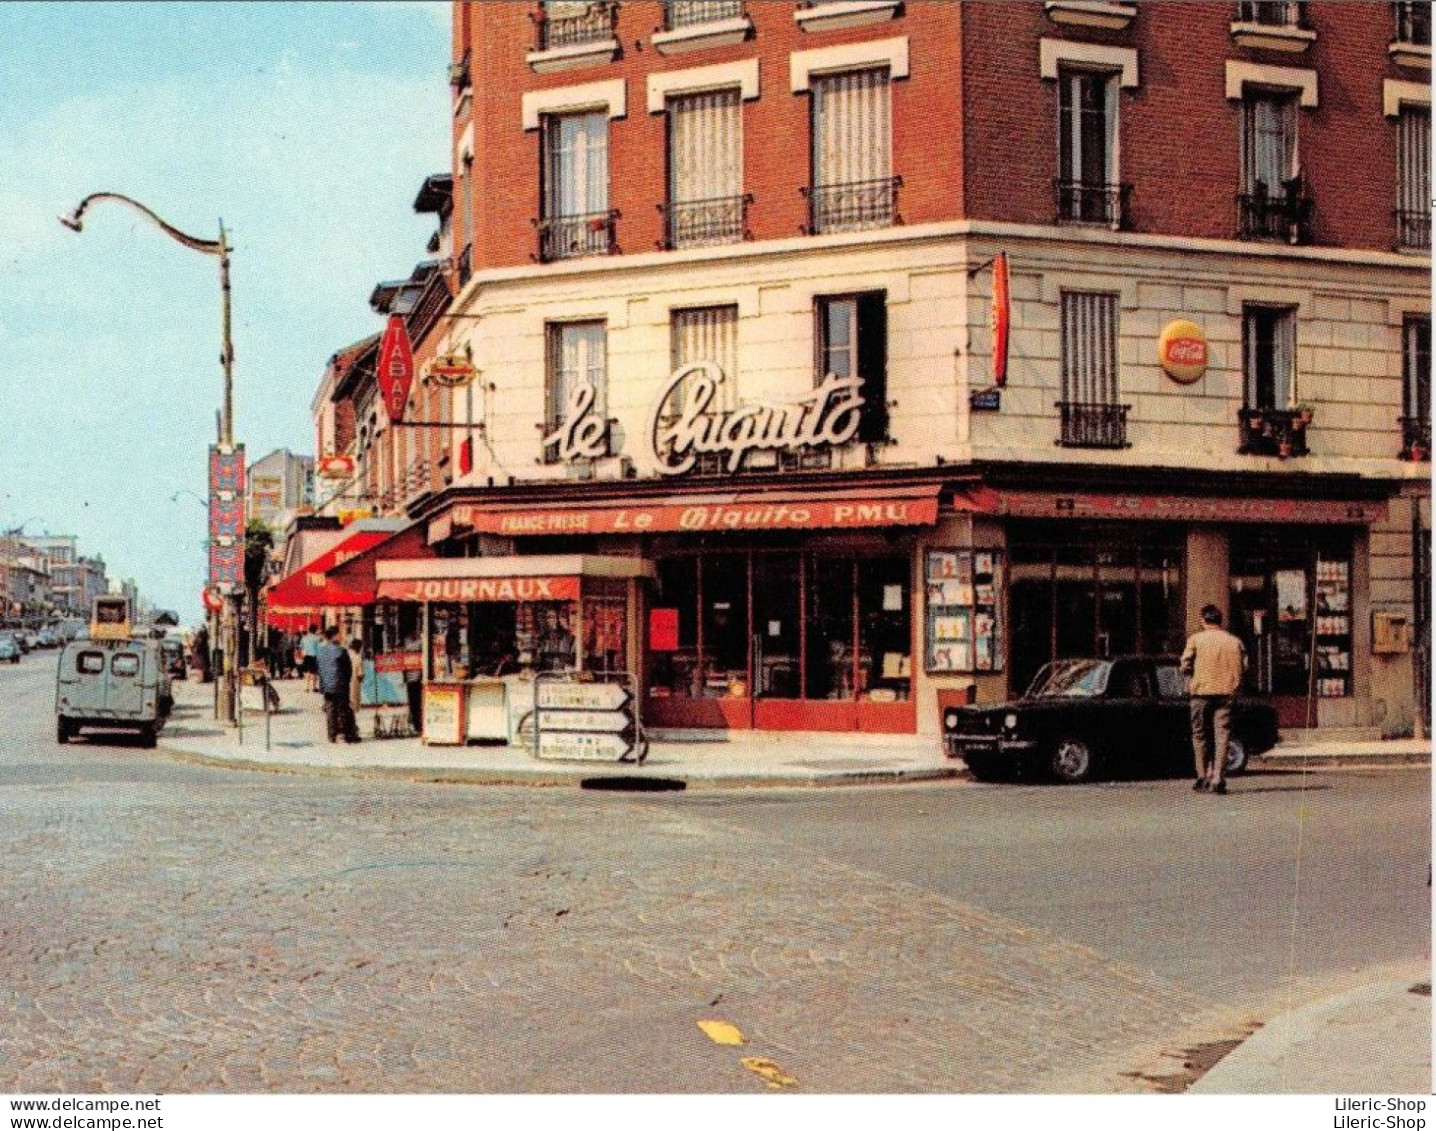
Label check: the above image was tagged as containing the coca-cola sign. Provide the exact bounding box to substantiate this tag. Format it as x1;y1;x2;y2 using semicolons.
648;362;865;477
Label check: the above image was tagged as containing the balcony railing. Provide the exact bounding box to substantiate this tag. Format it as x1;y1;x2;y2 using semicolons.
407;268;452;347
447;50;470;92
664;0;744;29
1236;0;1306;27
456;244;472;286
1396;209;1431;251
1236;181;1313;244
1401;416;1431;461
535;2;618;51
1238;407;1311;458
1395;0;1431;46
534;209;619;262
1054;180;1131;229
1056;402;1131;449
659;193;751;249
802;175;902;235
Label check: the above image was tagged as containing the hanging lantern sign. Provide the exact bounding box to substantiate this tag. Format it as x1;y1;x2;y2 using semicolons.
427;351;477;388
378;314;416;422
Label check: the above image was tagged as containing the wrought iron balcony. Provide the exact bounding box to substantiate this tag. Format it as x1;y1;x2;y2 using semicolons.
456;244;472;286
1238;407;1311;458
1056;402;1131;449
1396;209;1430;251
1236;181;1313;244
447;51;471;92
1401;416;1431;461
534;210;619;262
1236;0;1306;27
659;193;751;249
535;2;618;51
1395;0;1431;46
664;0;744;29
802;175;902;235
1054;180;1131;229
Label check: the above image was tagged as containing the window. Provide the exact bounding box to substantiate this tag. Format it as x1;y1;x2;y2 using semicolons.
1239;91;1309;241
77;651;105;674
665;0;743;28
1057;69;1122;226
545;322;607;461
666;89;744;248
1397;106;1430;251
111;653;140;678
817;292;887;443
1237;1;1304;27
809;68;896;234
540;112;611;260
1403;315;1431;458
1058;292;1127;448
1394;1;1430;45
1243;306;1296;410
672;305;739;410
538;1;617;50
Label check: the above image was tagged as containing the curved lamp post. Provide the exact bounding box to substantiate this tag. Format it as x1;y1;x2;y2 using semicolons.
61;192;240;724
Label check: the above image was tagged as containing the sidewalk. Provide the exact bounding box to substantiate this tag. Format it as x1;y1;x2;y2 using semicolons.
1188;969;1433;1094
161;676;1431;788
159;676;958;788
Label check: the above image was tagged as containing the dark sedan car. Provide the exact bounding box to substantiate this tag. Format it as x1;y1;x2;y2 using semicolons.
944;656;1280;784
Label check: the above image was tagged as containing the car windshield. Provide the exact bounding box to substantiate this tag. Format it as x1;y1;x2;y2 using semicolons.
1026;659;1112;699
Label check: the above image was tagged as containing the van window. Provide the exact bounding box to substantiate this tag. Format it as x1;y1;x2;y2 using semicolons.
77;651;105;674
111;653;140;678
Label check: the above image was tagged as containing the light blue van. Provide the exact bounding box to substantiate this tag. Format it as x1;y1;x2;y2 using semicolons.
56;639;173;747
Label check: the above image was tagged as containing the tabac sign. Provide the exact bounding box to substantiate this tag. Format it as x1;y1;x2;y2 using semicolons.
378;315;416;422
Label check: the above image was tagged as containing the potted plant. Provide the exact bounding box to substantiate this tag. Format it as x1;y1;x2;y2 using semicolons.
1295;402;1315;426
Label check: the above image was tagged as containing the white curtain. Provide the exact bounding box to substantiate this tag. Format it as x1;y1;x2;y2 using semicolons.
669;89;742;203
550;322;607;428
1243;94;1297;192
812;68;890;189
546;112;608;219
1398;106;1430;216
1060;293;1119;405
672;306;739;409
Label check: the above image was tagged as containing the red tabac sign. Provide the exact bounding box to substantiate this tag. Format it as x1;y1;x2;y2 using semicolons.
378;315;415;422
377;576;582;603
448;491;941;538
991;252;1010;387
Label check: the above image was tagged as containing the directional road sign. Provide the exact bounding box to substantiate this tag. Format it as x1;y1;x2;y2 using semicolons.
536;731;634;762
539;710;631;734
536;682;631;712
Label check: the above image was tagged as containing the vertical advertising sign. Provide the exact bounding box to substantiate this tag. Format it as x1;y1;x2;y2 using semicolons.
208;444;246;592
378;314;415;423
990;252;1010;387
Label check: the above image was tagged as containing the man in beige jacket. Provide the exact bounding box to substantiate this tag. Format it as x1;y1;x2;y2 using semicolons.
1181;604;1247;794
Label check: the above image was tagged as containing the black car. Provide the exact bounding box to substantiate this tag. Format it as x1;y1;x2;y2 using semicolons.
944;656;1280;784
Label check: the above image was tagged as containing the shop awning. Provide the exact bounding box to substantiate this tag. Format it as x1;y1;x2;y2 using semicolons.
443;482;953;540
376;554;655;603
265;520;407;618
988;490;1389;525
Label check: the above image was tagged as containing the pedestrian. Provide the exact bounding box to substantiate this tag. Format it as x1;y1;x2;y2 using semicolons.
299;624;322;692
316;625;360;744
193;625;211;684
1181;604;1247;794
348;638;364;715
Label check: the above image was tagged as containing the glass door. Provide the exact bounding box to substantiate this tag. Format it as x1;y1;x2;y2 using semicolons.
752;553;803;729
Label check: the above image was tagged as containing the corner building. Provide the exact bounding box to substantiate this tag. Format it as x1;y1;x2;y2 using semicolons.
390;0;1429;739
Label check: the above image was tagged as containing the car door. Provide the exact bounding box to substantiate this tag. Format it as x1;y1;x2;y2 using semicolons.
1153;661;1195;771
105;648;145;717
1102;659;1160;771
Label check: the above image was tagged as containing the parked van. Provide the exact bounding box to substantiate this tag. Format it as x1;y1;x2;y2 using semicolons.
56;639;173;746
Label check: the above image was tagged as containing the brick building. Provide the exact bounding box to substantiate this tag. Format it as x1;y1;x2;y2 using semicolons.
316;1;1429;741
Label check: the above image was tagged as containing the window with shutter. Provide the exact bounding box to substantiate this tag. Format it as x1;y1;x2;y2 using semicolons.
1403;316;1431;459
809;68;895;234
540;112;611;260
1397;106;1431;250
666;89;744;248
1057;69;1123;227
672;306;739;412
1243;306;1296;410
817;292;887;444
1058;293;1127;448
545;322;607;462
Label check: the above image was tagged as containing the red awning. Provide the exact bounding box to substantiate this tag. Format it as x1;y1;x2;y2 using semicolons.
446;482;957;539
265;527;403;615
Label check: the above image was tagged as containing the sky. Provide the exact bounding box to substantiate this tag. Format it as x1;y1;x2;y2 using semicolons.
0;1;451;621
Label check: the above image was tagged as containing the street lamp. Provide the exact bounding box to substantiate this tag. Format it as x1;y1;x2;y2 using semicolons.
61;192;241;725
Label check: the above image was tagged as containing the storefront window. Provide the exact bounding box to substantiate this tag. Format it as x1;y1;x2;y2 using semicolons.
650;557;699;697
858;557;911;701
753;554;800;698
807;557;855;700
702;556;748;697
583;594;627;674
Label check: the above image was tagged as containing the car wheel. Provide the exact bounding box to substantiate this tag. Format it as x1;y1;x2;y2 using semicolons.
139;724;157;749
1051;736;1095;784
56;718;71;744
1224;737;1249;777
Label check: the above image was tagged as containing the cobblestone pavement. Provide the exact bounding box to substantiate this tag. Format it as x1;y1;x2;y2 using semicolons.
0;664;1424;1093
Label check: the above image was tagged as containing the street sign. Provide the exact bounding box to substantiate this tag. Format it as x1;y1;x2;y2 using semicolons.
536;682;631;712
378;314;415;423
536;731;634;762
538;709;631;734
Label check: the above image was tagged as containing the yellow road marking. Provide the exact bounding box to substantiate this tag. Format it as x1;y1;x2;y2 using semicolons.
697;1019;746;1046
741;1056;797;1089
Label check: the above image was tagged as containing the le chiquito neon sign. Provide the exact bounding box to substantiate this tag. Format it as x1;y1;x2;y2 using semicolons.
541;362;867;475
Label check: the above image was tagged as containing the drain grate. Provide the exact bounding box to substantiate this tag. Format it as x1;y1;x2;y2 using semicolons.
580;776;686;792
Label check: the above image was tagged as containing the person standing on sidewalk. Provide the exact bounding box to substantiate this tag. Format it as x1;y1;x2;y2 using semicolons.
1181;604;1247;794
348;638;364;716
316;626;360;744
299;624;322;692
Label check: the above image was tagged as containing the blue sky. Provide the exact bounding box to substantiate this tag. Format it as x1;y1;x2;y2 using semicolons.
0;2;451;619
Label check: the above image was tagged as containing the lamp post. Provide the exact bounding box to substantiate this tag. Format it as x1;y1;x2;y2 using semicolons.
62;192;241;725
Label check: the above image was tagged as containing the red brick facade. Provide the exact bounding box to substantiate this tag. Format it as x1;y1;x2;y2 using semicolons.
449;1;1413;265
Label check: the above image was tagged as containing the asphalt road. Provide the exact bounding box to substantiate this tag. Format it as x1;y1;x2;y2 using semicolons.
0;656;1428;1093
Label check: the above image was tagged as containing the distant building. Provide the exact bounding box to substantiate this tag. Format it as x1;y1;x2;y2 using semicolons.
247;449;315;533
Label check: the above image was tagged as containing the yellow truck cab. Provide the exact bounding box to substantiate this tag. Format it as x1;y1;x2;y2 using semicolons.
55;597;173;747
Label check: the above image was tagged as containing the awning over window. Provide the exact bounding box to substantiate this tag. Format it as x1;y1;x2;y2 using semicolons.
988;490;1388;525
375;554;654;603
443;482;958;540
264;521;407;619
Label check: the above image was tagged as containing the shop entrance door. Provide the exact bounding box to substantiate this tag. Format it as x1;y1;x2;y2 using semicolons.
752;553;806;729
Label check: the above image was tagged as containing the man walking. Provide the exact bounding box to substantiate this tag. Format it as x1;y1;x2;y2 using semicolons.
316;625;360;744
1181;604;1247;794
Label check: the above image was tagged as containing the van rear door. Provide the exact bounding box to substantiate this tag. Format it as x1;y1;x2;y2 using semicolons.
104;647;146;716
